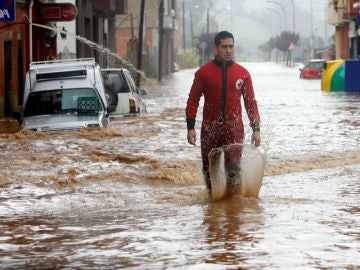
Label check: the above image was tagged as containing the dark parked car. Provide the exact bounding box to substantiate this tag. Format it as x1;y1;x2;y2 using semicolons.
299;59;325;79
101;68;147;116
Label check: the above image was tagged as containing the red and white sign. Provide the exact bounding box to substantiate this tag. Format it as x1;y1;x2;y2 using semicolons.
288;42;296;51
41;3;77;22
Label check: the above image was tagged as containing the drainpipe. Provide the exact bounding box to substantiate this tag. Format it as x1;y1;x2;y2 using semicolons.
29;0;33;63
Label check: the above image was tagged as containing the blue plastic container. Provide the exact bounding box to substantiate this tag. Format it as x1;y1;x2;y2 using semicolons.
345;59;360;92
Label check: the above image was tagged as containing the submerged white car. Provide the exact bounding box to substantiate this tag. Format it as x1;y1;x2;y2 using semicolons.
19;58;112;131
101;68;147;116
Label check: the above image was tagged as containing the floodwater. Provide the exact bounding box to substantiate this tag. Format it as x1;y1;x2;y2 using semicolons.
0;62;359;269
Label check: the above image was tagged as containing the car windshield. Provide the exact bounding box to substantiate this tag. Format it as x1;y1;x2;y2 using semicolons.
310;62;324;69
23;88;102;117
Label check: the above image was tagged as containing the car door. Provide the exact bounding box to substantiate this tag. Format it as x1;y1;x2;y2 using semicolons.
103;69;131;115
113;71;131;114
122;70;142;113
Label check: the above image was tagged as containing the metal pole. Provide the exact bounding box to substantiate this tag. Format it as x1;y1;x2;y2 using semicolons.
267;1;288;31
182;1;186;52
190;9;194;51
158;0;164;81
266;8;283;33
136;0;145;87
310;0;314;59
207;7;209;34
131;13;134;39
29;0;33;63
289;0;295;33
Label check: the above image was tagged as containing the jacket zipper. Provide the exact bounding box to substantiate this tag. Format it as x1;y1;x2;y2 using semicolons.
219;65;227;127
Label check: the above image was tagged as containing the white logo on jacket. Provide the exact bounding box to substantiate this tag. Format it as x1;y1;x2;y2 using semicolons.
235;79;244;90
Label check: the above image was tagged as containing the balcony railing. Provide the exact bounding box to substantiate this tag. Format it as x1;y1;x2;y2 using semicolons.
328;0;359;25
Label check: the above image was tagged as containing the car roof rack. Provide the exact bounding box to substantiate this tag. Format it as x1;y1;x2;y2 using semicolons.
28;58;97;83
35;69;87;81
29;58;96;70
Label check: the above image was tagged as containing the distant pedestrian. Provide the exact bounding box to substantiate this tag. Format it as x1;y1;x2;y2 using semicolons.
185;30;261;190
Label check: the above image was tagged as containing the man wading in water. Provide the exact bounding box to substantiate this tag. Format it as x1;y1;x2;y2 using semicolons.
185;31;261;190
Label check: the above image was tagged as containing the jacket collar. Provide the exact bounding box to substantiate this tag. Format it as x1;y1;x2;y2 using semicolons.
213;57;234;67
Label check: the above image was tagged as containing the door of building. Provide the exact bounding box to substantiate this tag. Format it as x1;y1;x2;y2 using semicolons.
4;40;13;117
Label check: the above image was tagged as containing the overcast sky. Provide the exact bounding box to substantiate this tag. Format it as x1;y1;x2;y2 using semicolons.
241;0;330;34
56;0;334;58
228;0;329;30
212;0;333;46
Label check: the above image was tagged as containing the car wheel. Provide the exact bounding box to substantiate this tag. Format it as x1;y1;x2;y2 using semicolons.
106;89;118;107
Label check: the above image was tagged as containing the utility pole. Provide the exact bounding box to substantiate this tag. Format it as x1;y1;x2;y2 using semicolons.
136;0;145;87
182;1;186;52
310;0;313;39
190;9;194;51
288;0;295;33
207;7;209;34
158;0;164;81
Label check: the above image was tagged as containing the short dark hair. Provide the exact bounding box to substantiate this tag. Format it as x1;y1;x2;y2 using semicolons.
214;31;234;46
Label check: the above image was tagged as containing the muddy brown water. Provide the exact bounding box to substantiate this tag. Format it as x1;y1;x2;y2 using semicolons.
0;62;359;269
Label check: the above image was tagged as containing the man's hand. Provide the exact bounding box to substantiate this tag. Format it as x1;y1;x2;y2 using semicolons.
251;131;261;147
187;129;197;146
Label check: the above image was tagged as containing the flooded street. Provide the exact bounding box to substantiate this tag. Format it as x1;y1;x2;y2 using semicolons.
0;62;359;269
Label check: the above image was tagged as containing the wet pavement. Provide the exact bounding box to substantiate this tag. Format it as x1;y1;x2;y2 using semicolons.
0;62;359;269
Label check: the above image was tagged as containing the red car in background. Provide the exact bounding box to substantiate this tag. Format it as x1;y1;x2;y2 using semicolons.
299;59;325;79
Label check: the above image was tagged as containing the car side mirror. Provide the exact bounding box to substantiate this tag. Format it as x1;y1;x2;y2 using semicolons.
107;105;116;114
139;88;148;96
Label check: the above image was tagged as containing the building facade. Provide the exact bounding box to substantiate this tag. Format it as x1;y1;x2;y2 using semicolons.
0;0;122;118
115;0;180;78
328;0;360;59
1;0;180;118
1;1;23;118
75;0;125;67
0;0;46;118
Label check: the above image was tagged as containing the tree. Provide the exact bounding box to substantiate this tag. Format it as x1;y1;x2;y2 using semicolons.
275;31;299;51
194;31;217;64
276;31;299;66
258;37;276;61
260;31;299;65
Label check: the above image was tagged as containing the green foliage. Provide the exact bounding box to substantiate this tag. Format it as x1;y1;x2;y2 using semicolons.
176;50;199;69
275;31;299;52
258;31;299;53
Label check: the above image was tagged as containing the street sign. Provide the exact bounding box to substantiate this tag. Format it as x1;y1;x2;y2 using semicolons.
41;3;77;22
200;41;207;49
0;0;16;22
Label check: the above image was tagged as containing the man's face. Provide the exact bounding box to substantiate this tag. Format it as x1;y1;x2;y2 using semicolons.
214;38;234;63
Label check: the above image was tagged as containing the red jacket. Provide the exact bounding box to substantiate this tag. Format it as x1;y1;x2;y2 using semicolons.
186;59;260;129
